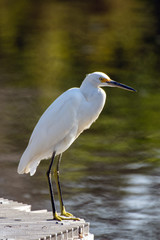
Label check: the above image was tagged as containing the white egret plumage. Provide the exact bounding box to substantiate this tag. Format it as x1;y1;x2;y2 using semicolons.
18;72;136;220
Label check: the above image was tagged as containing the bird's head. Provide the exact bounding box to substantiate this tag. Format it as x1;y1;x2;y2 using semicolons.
86;72;136;92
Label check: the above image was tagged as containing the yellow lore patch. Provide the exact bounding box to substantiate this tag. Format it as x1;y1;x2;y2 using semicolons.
99;77;111;83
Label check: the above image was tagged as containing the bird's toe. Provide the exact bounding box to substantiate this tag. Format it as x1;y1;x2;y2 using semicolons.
61;206;73;217
54;210;80;221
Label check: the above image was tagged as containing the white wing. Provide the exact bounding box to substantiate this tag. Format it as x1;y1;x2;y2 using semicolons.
18;88;83;175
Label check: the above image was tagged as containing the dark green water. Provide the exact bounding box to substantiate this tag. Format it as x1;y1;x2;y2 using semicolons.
0;1;160;239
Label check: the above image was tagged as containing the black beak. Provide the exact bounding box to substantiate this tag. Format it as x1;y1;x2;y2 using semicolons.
108;80;136;92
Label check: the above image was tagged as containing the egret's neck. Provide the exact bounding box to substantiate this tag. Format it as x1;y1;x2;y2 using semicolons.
80;79;99;99
77;78;106;136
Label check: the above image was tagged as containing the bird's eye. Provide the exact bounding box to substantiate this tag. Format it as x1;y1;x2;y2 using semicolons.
99;77;103;81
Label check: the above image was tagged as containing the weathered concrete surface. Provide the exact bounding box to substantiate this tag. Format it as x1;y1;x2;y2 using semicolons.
0;198;94;240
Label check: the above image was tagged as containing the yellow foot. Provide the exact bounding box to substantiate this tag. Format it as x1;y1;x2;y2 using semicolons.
61;206;73;217
54;208;80;221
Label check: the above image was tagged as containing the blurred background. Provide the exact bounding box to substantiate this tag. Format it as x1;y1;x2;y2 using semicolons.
0;0;160;239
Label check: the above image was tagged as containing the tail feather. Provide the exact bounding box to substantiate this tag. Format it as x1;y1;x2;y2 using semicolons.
18;146;52;176
17;147;40;176
17;148;30;174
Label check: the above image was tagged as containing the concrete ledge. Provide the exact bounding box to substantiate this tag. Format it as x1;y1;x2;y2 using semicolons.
0;198;94;240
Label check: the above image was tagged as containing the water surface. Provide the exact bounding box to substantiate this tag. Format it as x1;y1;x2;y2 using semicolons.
0;1;160;239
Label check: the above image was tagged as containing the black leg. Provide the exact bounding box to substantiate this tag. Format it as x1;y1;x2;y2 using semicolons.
46;151;56;219
47;152;80;221
54;154;79;220
54;153;64;213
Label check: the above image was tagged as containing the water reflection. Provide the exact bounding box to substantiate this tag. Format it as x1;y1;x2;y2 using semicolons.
71;162;160;240
1;158;160;239
0;0;160;239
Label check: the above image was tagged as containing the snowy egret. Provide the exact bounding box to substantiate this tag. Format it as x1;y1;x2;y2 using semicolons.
18;72;136;221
